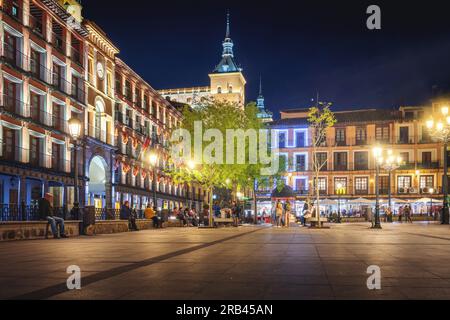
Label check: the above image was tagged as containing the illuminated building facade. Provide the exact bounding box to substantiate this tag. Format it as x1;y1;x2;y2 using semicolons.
0;0;88;217
257;106;448;216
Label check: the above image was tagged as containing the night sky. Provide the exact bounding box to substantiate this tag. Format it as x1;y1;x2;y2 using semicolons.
83;0;450;118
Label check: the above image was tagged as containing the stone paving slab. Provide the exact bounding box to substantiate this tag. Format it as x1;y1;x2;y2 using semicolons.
1;222;450;299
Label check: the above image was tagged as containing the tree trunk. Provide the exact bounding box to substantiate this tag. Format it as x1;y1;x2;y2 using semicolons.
316;170;321;228
208;186;214;227
253;179;258;225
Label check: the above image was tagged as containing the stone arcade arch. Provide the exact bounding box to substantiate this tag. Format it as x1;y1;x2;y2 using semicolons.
87;155;111;208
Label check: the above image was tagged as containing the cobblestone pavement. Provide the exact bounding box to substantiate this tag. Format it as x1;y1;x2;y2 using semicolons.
2;222;450;300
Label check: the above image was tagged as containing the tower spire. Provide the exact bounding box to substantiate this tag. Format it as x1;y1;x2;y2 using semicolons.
259;75;263;96
225;11;230;38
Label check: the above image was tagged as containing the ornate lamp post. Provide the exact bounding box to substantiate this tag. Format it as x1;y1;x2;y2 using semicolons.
372;146;383;229
149;152;158;210
380;150;402;210
426;104;450;224
336;182;345;223
428;188;435;217
68;117;82;219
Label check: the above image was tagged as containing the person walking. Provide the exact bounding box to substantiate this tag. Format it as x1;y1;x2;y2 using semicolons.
275;200;283;228
398;206;403;222
38;193;68;239
405;205;413;223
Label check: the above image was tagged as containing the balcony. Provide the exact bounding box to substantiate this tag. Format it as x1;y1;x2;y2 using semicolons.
355;189;369;195
2;0;22;22
1;42;25;70
51;31;65;54
354;163;369;171
1;95;24;115
87;125;114;145
0;146;71;174
28;11;44;38
355;139;367;146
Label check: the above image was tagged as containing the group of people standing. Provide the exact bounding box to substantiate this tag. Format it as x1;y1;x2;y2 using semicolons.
273;200;292;228
397;205;413;223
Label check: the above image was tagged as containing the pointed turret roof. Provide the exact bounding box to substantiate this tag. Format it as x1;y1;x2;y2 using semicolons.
212;13;241;74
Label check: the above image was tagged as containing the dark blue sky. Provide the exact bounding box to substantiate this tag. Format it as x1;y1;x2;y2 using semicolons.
83;0;450;117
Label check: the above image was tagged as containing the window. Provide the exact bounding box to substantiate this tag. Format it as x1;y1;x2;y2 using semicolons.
4;78;18;113
399;127;409;144
398;176;412;190
355;177;368;195
4;32;17;65
376;125;389;142
334;152;348;171
30;136;41;166
315;152;328;171
30;92;42;123
52;143;62;170
296;154;306;171
317;177;327;192
420;176;434;189
228;85;232;93
115;73;122;95
354;151;369;170
421;152;432;164
400;152;409;164
124;80;132;100
71;75;83;102
217;86;222;94
355;127;367;145
334;178;347;194
295;178;307;192
278;132;286;148
30;49;41;79
52;63;64;92
379;176;389;194
421;126;431;143
335;128;345;146
53;103;63;131
2;128;15;160
295;131;306;147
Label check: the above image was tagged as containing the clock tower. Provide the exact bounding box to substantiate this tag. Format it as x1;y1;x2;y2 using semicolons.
208;14;246;108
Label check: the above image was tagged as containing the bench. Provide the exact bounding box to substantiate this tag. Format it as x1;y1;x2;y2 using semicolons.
213;218;235;227
306;217;328;227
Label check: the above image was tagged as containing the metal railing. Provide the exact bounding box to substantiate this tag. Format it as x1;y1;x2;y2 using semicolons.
0;204;67;221
0;145;72;174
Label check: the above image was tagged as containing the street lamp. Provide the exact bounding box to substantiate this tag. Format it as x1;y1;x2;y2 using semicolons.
149;152;158;209
380;150;402;210
336;182;345;223
428;188;435;217
68;117;82;219
372;146;383;229
426;104;450;224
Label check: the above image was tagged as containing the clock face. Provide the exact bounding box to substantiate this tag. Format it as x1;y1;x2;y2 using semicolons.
96;62;104;79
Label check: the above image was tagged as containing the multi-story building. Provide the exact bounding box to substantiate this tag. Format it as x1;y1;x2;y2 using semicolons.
113;58;188;212
0;0;201;221
0;0;88;218
258;105;447;215
158;14;247;108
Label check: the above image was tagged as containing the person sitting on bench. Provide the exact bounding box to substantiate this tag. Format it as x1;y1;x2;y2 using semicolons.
38;193;68;239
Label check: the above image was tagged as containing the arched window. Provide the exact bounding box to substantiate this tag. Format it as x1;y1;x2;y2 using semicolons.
228;86;233;93
217;86;222;94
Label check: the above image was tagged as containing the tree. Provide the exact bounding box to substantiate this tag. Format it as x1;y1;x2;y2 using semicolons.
167;99;281;226
308;102;336;227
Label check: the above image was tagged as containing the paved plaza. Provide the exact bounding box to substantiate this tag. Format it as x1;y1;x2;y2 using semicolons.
2;222;450;300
